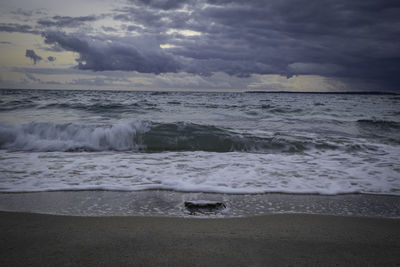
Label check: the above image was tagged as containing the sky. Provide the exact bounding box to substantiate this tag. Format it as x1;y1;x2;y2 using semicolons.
0;0;399;92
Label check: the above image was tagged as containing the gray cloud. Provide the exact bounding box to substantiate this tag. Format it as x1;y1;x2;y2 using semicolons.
11;8;47;17
25;49;42;64
12;67;89;75
127;0;189;10
10;66;370;91
111;0;400;89
0;23;39;34
101;26;118;32
25;72;40;82
37;15;98;28
28;0;400;90
11;8;34;17
287;63;345;77
42;31;181;73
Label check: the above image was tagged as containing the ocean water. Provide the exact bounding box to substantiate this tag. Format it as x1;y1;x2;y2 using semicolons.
0;89;400;216
1;89;400;194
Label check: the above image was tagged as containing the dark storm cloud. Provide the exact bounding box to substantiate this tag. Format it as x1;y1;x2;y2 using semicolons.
35;0;400;89
199;0;399;81
42;31;181;73
25;49;42;64
37;15;98;28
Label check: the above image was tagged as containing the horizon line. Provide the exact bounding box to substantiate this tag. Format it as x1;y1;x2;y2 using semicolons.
0;88;398;95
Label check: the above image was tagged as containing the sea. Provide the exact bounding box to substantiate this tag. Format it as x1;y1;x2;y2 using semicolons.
0;89;399;217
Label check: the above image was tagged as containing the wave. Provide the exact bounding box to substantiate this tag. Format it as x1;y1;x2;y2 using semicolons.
1;100;160;113
356;119;400;129
259;104;304;114
38;102;154;113
0;121;340;153
0;100;37;111
40;102;137;110
1;99;306;115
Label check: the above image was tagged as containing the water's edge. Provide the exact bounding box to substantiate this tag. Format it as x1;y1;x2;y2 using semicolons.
1;191;399;218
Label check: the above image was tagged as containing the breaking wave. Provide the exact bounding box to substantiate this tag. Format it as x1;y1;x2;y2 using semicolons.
0;121;341;153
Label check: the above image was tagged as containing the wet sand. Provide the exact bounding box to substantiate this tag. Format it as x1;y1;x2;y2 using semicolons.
1;211;400;266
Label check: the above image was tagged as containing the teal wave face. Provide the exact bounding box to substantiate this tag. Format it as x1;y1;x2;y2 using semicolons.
0;121;344;153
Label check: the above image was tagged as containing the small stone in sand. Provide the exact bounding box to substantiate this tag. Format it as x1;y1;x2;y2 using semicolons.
184;201;226;214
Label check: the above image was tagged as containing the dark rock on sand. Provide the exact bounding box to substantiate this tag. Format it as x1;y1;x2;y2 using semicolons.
184;201;226;214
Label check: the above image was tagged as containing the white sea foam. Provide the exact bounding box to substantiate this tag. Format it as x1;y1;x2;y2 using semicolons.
0;121;149;151
0;148;399;195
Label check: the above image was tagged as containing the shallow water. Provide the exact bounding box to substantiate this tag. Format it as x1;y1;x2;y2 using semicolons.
0;191;399;218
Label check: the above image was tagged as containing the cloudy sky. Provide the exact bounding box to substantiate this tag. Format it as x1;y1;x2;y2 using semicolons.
0;0;399;91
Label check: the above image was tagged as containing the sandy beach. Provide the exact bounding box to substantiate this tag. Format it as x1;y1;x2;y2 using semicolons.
1;211;399;266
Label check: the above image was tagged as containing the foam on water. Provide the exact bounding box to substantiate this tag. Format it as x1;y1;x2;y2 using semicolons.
0;149;399;195
0;121;149;152
0;90;399;199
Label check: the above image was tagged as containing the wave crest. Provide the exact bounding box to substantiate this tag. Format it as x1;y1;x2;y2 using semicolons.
0;120;340;153
0;121;148;152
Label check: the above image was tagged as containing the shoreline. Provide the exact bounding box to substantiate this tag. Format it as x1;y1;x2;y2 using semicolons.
1;211;400;266
1;190;399;218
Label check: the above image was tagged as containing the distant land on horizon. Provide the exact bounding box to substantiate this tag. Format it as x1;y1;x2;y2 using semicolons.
245;91;399;95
